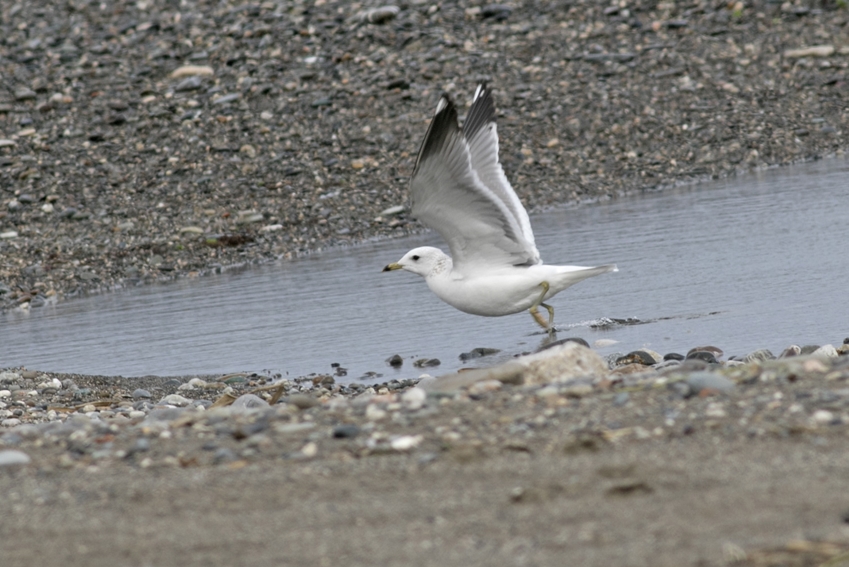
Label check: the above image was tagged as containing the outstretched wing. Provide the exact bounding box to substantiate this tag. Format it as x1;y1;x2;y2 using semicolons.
462;83;537;255
410;93;540;272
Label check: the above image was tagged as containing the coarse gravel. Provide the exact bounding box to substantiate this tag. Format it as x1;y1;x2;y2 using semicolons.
1;0;848;310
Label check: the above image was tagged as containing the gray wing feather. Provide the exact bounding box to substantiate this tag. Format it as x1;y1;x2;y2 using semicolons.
410;93;540;271
463;83;538;259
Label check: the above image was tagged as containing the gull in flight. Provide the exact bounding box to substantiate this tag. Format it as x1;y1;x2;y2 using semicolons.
383;83;617;333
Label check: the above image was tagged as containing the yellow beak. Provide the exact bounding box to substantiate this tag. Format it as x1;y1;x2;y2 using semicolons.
382;263;402;272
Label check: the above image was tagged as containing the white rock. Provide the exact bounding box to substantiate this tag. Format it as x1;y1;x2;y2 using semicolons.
812;344;838;358
365;404;388;421
390;435;423;451
0;372;20;383
400;387;427;410
0;390;10;398
467;379;503;395
812;410;835;425
159;394;191;407
301;442;318;457
188;378;208;388
0;449;31;467
593;339;619;348
784;45;834;59
521;343;609;386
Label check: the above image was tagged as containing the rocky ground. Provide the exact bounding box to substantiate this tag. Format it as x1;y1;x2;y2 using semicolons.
3;0;849;565
1;0;848;309
3;340;849;565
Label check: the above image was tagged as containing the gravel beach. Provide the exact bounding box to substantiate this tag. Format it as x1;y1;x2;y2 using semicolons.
3;0;849;565
3;341;849;565
1;0;847;308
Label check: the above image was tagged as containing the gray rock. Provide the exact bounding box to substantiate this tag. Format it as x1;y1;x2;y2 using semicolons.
230;394;269;411
132;388;152;400
0;449;31;467
686;373;735;395
14;87;37;101
159;394;191;407
743;349;775;363
522;343;609;386
780;345;802;358
174;76;203;91
459;347;501;361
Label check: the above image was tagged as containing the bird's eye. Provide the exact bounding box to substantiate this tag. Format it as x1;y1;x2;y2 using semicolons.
411;255;420;261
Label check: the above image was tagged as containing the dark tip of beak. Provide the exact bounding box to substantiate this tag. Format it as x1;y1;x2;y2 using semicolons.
382;265;392;272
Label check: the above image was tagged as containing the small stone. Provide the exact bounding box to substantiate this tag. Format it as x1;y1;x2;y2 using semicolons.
380;205;405;217
300;442;318;457
231;394;269;411
401;387;427;409
467;379;503;396
686;373;735;395
170;65;215;78
459;347;501;361
286;394;319;410
365;404;387;421
812;410;835;425
522;343;609;386
390;435;423;451
359;5;399;24
784;45;834;59
413;358;440;368
743;349;775;363
813;344;838;358
332;425;361;439
159;394;191;407
780;345;802;358
174;76;204;92
0;449;31;467
14;87;37;101
481;4;512;20
212;93;240;105
615;350;661;366
386;354;403;367
686;351;718;364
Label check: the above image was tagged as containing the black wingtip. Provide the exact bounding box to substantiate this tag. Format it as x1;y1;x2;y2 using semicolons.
413;92;461;172
463;83;496;140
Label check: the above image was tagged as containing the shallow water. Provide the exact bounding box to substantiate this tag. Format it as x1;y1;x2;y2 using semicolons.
2;158;847;381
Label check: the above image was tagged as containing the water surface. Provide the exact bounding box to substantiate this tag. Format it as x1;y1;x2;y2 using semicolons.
2;158;847;381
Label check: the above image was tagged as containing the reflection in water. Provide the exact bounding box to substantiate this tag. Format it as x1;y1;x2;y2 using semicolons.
2;158;848;381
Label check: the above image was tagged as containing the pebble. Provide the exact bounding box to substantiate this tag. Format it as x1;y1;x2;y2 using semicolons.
390;435;423;451
170;65;214;78
386;354;403;367
230;394;269;411
159;394;191;407
812;410;836;425
0;449;31;467
685;373;736;395
358;5;399;24
459;347;501;361
784;45;834;58
332;425;361;439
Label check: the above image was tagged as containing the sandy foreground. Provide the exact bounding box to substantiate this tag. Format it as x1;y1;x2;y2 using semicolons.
3;0;849;565
3;342;849;566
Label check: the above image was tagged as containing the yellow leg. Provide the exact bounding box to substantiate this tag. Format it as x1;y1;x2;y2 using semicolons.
528;281;555;332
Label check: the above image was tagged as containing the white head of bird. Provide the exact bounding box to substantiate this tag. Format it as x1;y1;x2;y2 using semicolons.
382;246;450;278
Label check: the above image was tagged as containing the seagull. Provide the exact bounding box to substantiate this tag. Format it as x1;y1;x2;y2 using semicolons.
383;83;617;333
